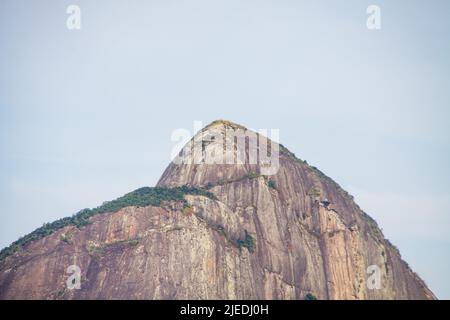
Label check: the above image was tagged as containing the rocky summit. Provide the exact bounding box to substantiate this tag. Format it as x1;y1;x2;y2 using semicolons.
0;120;436;299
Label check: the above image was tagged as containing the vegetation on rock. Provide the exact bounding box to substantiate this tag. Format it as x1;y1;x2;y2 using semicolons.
267;180;277;190
305;293;318;300
237;230;256;253
0;186;216;262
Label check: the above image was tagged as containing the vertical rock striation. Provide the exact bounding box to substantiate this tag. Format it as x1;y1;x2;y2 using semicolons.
0;120;436;299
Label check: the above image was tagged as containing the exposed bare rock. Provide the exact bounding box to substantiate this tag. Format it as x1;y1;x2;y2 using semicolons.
0;120;436;299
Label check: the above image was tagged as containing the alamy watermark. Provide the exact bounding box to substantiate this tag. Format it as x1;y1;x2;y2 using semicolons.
171;121;280;175
366;265;381;290
64;5;381;32
66;5;81;30
367;5;381;30
66;265;81;290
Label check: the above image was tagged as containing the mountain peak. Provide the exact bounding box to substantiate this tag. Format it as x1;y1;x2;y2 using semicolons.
0;120;436;300
158;119;281;187
203;119;247;131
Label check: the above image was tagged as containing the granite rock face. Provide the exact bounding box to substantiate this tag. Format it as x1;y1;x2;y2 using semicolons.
0;121;436;299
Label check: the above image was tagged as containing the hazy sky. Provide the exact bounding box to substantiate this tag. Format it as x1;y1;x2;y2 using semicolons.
1;0;449;298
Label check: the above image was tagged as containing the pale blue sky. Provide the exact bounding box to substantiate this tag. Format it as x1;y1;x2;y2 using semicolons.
0;0;449;298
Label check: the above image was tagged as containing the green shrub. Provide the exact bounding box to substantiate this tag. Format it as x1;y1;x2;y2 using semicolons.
307;187;321;197
267;180;277;190
305;293;318;300
247;172;260;179
0;186;217;262
237;230;256;253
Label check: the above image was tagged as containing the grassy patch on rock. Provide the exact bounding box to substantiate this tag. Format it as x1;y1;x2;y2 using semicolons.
0;186;216;262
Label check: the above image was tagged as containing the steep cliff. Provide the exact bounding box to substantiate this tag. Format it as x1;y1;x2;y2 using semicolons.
0;120;435;299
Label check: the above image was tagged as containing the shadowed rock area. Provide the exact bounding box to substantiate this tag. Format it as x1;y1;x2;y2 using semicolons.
0;120;436;299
